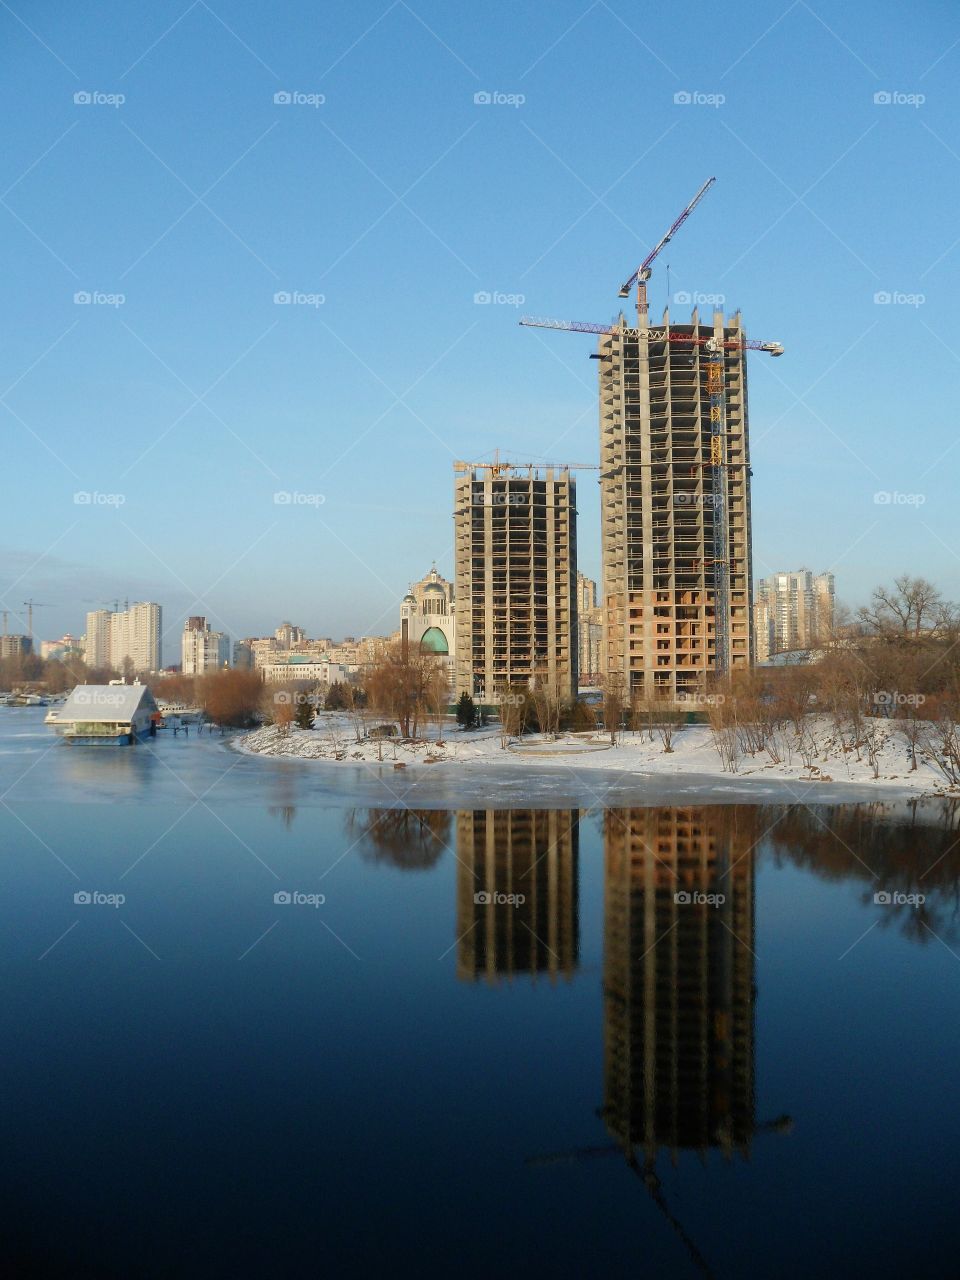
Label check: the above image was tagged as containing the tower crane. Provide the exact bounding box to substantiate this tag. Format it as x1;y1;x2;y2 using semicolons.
519;315;783;356
520;176;786;678
454;449;600;477
22;600;46;640
618;176;716;317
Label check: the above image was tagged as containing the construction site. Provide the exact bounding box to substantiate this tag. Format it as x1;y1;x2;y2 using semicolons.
459;176;784;707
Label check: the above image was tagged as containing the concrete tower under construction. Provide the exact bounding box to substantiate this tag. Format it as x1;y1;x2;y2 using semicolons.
454;464;578;702
599;306;754;703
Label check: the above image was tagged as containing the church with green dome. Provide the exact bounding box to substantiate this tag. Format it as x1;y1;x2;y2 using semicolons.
399;564;456;678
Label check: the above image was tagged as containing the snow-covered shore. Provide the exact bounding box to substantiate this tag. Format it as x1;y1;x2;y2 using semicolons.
235;713;954;797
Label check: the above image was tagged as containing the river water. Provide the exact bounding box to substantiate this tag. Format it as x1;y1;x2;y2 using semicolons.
2;708;959;1278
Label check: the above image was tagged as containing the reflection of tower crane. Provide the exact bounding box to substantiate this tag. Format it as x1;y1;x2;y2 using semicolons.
528;1114;793;1279
618;175;716;318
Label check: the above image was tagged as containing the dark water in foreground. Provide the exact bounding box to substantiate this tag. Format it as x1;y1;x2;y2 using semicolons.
2;709;960;1278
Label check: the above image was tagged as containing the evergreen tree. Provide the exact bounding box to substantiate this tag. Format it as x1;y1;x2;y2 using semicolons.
294;690;316;729
456;691;476;730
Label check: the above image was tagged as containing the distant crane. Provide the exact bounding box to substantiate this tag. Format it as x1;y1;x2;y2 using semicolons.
22;599;47;640
618;176;716;317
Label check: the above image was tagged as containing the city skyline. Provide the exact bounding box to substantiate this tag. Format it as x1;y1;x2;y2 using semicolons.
3;1;957;646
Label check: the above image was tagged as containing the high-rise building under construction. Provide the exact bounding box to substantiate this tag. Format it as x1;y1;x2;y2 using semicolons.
454;464;578;702
599;307;754;702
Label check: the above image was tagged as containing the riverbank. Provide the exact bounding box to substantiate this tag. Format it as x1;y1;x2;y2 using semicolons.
236;713;953;798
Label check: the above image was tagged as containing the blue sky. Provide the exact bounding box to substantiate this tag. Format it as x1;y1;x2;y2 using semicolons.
2;0;958;650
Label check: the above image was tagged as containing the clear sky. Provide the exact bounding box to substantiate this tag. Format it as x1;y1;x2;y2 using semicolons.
3;0;958;651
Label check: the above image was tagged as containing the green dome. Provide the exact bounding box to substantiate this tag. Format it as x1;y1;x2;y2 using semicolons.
419;627;449;655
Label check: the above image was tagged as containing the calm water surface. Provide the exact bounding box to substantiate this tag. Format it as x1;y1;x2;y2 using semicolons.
2;709;959;1278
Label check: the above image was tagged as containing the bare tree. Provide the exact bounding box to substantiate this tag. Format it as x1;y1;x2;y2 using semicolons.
426;664;450;745
654;688;685;753
498;685;528;748
858;575;947;640
601;671;625;745
347;685;369;744
365;641;444;740
273;694;294;737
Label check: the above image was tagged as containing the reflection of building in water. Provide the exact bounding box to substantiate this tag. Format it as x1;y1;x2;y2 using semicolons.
603;807;756;1164
456;810;579;984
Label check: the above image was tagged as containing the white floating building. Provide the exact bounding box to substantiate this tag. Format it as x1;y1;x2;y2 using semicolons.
52;684;159;745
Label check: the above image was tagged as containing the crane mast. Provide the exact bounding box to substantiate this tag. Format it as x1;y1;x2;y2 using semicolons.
705;340;730;676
